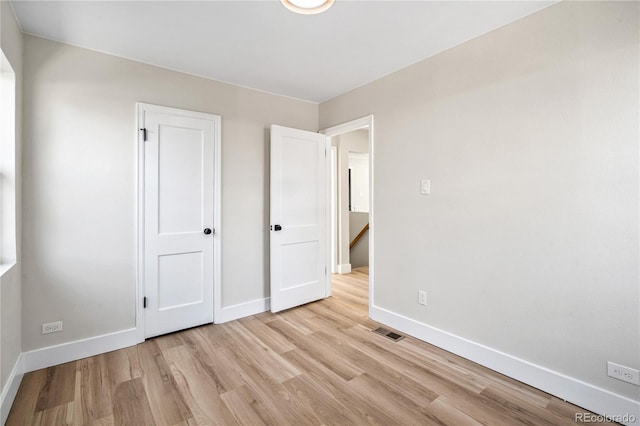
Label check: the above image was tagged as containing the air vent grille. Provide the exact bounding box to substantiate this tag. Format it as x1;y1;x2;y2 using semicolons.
373;327;404;342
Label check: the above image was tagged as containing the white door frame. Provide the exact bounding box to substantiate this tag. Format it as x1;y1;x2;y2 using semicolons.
136;102;222;342
330;145;338;274
320;115;374;306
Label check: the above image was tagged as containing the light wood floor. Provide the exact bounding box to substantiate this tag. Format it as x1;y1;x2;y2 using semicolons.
8;267;608;425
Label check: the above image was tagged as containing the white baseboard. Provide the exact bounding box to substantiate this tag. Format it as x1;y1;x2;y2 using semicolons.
370;305;640;426
336;263;352;274
217;297;270;323
1;353;25;425
22;328;138;373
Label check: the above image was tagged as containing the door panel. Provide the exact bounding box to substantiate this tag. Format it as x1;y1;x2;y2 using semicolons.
281;136;320;226
158;125;204;234
157;252;204;310
141;105;218;338
270;125;329;313
281;241;319;289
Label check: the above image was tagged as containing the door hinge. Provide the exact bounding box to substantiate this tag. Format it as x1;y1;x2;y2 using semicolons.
140;128;147;141
143;296;147;309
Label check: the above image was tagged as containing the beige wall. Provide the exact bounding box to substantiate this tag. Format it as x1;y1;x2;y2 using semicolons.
0;0;23;390
321;1;639;400
22;35;318;351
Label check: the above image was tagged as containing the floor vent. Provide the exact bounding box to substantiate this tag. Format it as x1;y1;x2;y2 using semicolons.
373;327;405;342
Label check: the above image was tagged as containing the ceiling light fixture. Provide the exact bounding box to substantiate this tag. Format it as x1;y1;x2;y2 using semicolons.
281;0;335;15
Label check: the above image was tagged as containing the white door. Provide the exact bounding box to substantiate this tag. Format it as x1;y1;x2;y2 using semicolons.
140;104;219;338
270;125;330;313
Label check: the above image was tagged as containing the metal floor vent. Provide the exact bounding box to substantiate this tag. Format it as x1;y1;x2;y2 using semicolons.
373;327;405;342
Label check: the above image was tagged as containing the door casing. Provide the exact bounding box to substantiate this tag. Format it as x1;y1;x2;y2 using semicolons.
320;115;374;309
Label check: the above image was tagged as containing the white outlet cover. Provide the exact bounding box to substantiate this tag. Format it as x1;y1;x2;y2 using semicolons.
607;361;640;386
42;321;63;334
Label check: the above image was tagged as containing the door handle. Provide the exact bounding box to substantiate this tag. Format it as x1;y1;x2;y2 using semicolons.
204;228;212;235
274;225;282;231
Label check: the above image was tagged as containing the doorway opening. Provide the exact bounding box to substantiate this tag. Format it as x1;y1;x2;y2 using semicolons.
321;116;374;311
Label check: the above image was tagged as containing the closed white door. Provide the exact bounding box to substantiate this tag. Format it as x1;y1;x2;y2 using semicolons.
270;125;330;313
140;104;219;338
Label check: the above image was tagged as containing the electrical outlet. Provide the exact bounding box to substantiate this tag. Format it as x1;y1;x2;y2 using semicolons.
42;321;63;335
607;361;640;385
418;290;427;306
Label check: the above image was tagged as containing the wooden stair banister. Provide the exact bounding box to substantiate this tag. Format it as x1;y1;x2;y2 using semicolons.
350;223;369;249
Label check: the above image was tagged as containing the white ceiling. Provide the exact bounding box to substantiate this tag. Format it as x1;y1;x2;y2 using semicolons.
10;0;555;103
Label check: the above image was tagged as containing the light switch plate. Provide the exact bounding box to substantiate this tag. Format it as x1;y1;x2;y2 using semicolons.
421;179;430;195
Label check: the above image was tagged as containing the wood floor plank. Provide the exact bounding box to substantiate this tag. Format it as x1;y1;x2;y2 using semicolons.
153;330;188;353
35;362;77;411
220;384;274;425
343;324;488;395
6;369;47;426
211;330;319;425
348;373;446;425
229;374;312;426
273;308;317;335
304;303;359;330
281;375;361;426
7;268;604;426
71;365;84;425
112;377;156;426
479;385;574;426
428;397;485;426
86;414;114;425
545;397;618;425
307;321;441;409
163;344;237;425
224;320;301;383
237;315;297;354
138;339;193;425
32;401;75;426
178;327;246;393
105;346;143;389
266;318;364;381
396;332;550;405
315;297;378;328
78;355;112;423
282;349;400;425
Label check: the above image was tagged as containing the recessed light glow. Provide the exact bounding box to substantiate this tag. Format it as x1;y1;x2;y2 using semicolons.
281;0;335;15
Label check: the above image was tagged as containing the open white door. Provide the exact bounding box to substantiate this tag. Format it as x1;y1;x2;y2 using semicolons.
140;104;219;338
270;125;329;313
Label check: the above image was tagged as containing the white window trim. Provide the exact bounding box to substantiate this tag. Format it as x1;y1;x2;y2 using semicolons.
0;48;17;277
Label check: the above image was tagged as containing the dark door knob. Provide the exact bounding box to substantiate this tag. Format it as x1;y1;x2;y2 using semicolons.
204;228;212;235
274;224;282;231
